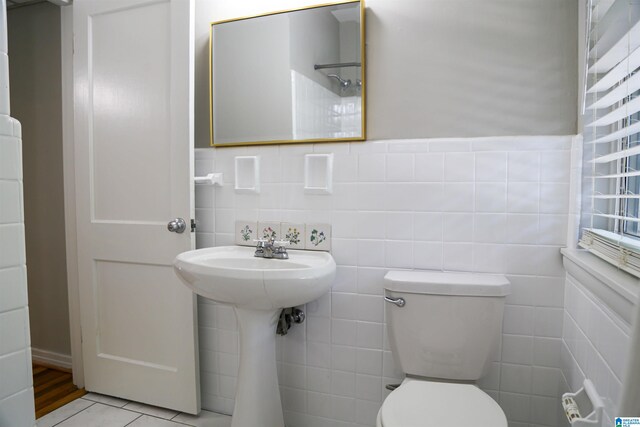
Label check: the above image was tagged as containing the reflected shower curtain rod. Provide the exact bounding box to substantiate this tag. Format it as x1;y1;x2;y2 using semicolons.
314;62;361;70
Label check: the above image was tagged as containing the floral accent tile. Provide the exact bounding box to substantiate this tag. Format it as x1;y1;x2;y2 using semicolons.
257;222;281;242
305;223;331;251
281;223;305;249
235;221;257;246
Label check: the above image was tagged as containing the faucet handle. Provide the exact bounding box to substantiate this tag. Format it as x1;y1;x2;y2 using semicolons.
253;239;268;248
274;240;290;248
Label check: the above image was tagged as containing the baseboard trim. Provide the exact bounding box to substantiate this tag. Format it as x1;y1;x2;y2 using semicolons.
31;347;73;371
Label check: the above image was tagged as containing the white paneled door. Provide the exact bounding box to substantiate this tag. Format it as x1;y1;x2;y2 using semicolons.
73;0;199;414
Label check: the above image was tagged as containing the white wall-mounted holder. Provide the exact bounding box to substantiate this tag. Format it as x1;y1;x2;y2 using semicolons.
194;172;223;185
304;153;333;195
561;379;603;427
235;156;260;194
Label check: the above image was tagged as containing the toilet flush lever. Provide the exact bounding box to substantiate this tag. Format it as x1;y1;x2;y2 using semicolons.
384;296;406;307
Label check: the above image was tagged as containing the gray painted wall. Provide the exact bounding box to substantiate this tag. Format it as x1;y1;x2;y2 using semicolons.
8;2;71;357
195;0;578;148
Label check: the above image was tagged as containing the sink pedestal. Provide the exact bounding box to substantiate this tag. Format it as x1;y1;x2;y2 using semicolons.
231;307;284;427
173;246;336;427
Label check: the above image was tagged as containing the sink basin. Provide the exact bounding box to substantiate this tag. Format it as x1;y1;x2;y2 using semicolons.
173;245;335;427
173;245;336;309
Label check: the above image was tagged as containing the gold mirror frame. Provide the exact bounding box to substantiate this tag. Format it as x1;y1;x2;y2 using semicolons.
209;0;366;147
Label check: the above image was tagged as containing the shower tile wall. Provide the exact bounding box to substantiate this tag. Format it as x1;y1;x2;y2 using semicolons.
0;116;35;427
194;136;573;427
291;70;361;140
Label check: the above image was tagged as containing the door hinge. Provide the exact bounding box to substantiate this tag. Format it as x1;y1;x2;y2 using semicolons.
191;219;196;232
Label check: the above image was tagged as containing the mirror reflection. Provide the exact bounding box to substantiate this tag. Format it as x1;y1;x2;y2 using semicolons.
210;1;364;146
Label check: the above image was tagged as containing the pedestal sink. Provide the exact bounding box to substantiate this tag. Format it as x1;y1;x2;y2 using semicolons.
173;246;336;427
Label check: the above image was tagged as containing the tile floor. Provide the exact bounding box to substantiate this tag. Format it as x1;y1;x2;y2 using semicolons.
37;393;231;427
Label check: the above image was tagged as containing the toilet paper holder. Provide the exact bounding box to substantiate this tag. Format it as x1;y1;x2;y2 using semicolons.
194;173;223;185
562;379;603;426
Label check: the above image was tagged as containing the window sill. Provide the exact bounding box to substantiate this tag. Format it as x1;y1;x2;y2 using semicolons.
561;248;639;324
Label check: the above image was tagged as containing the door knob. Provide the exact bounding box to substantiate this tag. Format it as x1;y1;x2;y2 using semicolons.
167;218;187;233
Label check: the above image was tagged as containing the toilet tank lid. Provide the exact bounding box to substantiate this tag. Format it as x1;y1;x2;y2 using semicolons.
384;270;510;296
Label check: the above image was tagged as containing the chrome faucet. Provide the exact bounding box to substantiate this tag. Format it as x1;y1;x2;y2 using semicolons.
254;238;290;259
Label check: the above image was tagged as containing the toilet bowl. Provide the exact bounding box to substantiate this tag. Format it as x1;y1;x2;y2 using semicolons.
379;270;511;427
375;378;507;427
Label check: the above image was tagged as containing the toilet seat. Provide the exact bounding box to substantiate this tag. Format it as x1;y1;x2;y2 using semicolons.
377;378;507;427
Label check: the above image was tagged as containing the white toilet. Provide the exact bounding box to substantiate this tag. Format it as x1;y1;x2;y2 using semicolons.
377;270;510;427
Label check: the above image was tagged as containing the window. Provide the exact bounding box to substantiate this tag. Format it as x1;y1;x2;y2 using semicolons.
622;88;640;237
579;0;640;276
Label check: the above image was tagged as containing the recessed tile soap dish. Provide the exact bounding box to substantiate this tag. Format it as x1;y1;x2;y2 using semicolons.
235;156;260;194
561;379;603;426
304;154;333;195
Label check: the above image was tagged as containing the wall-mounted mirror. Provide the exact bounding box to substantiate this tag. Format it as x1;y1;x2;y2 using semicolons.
210;0;365;147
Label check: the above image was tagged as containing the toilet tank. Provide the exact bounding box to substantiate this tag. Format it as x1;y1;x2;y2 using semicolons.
384;270;510;381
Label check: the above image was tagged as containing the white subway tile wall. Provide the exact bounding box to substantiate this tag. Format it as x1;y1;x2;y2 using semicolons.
291;70;361;140
194;136;572;427
0;115;35;427
560;274;631;427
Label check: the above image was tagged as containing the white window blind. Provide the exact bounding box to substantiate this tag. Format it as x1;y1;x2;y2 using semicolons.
579;0;640;277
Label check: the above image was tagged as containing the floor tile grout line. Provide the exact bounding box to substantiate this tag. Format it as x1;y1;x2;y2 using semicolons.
123;413;143;427
170;411;229;427
114;404;173;421
51;401;96;427
81;395;132;408
55;395;216;427
71;397;197;427
69;399;150;427
122;402;180;420
144;412;196;426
